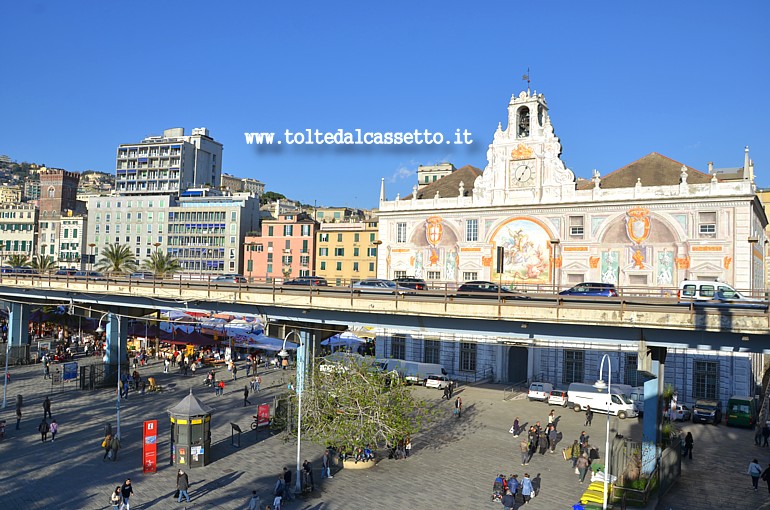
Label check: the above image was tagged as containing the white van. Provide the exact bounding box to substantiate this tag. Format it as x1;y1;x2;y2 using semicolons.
678;280;747;301
528;382;554;402
567;382;638;419
628;387;645;415
396;361;447;385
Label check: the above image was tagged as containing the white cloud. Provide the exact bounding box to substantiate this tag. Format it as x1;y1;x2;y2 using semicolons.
388;161;418;183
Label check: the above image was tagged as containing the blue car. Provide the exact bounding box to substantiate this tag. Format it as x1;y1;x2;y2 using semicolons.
559;282;619;297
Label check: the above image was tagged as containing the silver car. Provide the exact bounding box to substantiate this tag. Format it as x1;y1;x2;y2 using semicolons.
351;278;413;295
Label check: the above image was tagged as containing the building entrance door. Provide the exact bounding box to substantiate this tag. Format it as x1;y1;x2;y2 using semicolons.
507;346;528;384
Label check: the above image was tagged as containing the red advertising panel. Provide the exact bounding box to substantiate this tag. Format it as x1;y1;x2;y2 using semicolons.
257;403;270;427
143;420;158;473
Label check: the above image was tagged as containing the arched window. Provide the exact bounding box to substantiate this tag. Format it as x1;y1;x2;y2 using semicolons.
47;186;55;198
517;107;530;138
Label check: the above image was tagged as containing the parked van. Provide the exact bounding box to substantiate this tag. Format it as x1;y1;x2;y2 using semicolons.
567;382;638;419
678;280;748;301
726;395;756;428
380;361;446;385
528;382;554;402
628;387;645;415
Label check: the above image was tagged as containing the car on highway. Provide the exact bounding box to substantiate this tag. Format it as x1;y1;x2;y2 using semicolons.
130;271;158;279
424;374;451;389
692;399;722;425
1;266;39;275
455;281;530;300
393;277;428;291
54;268;78;276
73;270;106;280
213;274;247;284
351;278;413;295
559;282;619;297
284;276;328;286
668;404;692;421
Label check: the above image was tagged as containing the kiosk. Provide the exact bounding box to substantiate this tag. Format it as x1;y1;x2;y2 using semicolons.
168;389;212;468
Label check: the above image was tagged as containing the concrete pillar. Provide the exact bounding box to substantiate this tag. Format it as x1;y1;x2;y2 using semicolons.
642;346;667;475
8;303;30;363
104;314;128;385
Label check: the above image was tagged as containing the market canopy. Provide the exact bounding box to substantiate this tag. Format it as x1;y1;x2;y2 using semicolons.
231;332;298;351
321;331;367;349
168;329;217;346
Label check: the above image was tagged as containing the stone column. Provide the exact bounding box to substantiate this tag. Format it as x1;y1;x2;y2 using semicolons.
642;346;667;475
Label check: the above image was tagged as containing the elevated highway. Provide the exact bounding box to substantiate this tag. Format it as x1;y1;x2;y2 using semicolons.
0;275;768;352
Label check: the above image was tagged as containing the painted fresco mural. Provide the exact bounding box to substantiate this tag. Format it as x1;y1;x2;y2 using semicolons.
601;251;619;284
407;216;460;280
490;218;552;283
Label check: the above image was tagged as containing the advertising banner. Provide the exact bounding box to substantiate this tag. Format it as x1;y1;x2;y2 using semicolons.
62;362;78;381
257;403;270;427
143;420;158;473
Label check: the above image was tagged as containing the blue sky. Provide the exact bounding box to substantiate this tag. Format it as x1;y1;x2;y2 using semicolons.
2;1;769;208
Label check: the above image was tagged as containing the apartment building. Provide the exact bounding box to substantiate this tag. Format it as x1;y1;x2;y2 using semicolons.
0;184;22;204
315;220;380;285
115;127;222;195
0;203;37;261
243;211;318;282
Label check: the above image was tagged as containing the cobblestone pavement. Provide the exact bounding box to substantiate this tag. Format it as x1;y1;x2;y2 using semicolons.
0;354;767;509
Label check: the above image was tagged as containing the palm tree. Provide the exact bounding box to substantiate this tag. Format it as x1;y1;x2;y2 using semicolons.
30;255;58;273
141;250;181;278
6;254;30;268
95;243;138;275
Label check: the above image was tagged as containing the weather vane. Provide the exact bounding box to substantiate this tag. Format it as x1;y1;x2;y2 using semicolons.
522;67;531;94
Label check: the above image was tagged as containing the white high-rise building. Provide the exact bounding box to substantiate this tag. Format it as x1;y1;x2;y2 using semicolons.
115;127;223;195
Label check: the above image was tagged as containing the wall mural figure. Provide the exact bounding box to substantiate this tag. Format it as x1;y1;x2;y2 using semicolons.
601;251;619;285
490;218;551;283
658;251;674;285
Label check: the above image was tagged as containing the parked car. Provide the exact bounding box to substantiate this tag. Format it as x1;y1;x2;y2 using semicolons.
284;276;328;286
213;274;247;284
73;270;106;280
54;268;78;276
527;382;554;402
351;278;412;295
456;281;530;300
130;271;157;279
547;389;569;407
668;404;692;421
2;266;39;275
424;374;451;389
559;282;619;297
726;395;757;428
692;399;722;425
393;277;428;291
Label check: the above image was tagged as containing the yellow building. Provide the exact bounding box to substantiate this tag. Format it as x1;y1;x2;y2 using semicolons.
315;220;380;285
0;185;22;204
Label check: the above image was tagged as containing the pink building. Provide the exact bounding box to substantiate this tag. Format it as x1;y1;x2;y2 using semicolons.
244;212;318;282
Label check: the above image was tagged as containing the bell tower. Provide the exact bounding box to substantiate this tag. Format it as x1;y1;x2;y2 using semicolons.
473;90;576;204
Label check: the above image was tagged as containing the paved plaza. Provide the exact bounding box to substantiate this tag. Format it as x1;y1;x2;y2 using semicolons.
0;354;768;509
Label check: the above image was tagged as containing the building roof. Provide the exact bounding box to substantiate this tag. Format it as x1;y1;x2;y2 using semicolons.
167;389;213;416
577;152;713;190
405;165;482;199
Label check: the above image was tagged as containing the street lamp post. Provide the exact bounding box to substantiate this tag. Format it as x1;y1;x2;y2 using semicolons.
594;354;612;510
372;240;382;278
96;312;122;438
278;329;304;494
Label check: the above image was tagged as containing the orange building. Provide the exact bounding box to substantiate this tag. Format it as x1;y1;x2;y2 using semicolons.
243;211;318;282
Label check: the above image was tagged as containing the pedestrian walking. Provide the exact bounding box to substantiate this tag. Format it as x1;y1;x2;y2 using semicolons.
442;384;451;400
749;458;763;491
762;463;770;494
684;431;693;459
548;426;558;453
571;439;582;468
755;424;763;446
501;489;515;510
585;405;593;426
405;435;412;458
44;362;50;380
321;448;333;479
302;459;314;491
519;439;529;466
38;418;49;442
577;452;591;483
102;433;113;460
548;409;555;426
232;363;238;381
110;486;123;510
163;357;170;373
246;361;252;377
273;474;285;506
119;479;133;510
763;423;770;447
256;375;261;392
282;466;293;500
176;469;191;503
15;403;22;430
50;419;58;441
217;379;225;396
454;396;462;417
110;434;121;461
243;385;251;407
521;473;533;502
511;416;520;437
247;490;262;510
43;396;52;419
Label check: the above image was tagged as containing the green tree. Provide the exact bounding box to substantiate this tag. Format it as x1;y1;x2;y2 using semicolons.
95;243;138;274
6;254;30;268
142;250;181;278
284;357;434;452
261;191;286;205
30;255;57;273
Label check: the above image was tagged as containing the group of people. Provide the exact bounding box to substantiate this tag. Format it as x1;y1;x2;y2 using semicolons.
101;423;121;461
388;436;412;460
491;472;536;508
516;416;561;465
